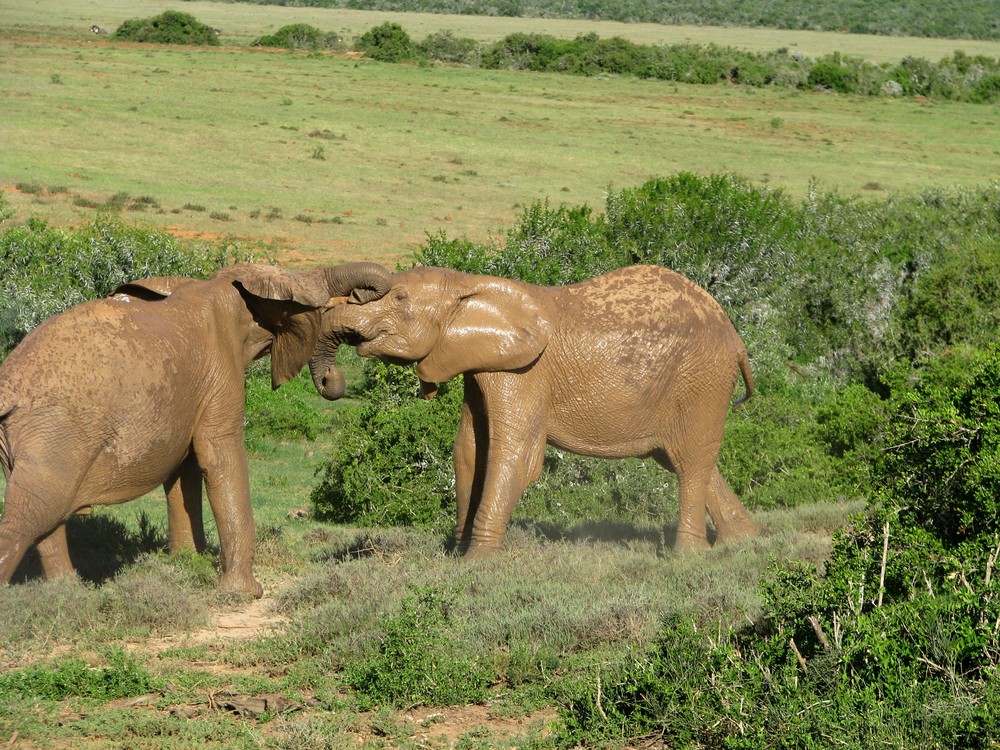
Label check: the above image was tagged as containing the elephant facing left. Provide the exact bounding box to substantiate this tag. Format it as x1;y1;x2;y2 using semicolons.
0;261;390;596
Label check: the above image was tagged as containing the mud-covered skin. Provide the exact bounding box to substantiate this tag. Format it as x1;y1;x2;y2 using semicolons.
0;262;390;595
321;264;757;557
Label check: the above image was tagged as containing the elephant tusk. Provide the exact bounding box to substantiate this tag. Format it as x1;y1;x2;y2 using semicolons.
324;296;350;309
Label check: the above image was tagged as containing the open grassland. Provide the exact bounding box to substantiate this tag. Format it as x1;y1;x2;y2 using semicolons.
3;1;1000;266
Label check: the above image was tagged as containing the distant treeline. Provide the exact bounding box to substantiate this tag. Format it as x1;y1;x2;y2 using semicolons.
239;0;1000;41
346;24;1000;103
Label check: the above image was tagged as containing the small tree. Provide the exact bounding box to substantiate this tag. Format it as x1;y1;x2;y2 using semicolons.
353;23;420;63
112;11;219;46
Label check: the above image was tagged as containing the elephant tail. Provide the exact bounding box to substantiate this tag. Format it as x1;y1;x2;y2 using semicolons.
731;338;755;410
0;388;12;475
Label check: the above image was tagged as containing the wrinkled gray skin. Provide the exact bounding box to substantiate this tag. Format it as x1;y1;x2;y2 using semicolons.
314;264;758;558
0;262;390;596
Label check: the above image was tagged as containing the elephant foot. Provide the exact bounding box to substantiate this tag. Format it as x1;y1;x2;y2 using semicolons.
462;543;502;560
674;532;711;553
218;570;264;599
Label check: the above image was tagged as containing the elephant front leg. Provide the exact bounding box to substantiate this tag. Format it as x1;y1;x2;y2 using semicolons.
164;452;208;554
194;431;262;598
463;398;547;558
453;384;488;552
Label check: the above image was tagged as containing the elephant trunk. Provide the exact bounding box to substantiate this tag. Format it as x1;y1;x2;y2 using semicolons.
309;330;349;401
322;262;391;304
308;262;391;401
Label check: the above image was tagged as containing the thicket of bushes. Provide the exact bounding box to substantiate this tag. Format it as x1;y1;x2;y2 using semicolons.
111;11;220;46
238;0;1000;41
254;23;343;51
101;11;1000;104
356;23;1000;103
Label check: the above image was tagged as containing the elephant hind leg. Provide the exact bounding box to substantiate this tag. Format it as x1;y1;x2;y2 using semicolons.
164;452;208;554
706;467;758;544
35;522;76;579
0;477;72;584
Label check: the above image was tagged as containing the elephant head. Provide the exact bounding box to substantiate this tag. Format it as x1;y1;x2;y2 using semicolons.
310;266;552;399
116;262;392;396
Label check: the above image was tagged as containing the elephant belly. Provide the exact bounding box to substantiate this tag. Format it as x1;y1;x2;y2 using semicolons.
546;396;664;460
79;435;192;506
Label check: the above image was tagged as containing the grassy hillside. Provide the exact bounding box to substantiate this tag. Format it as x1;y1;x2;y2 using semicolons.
235;0;1000;40
3;3;1000;266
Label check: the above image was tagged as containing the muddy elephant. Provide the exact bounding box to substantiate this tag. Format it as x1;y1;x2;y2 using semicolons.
311;264;759;558
0;261;390;595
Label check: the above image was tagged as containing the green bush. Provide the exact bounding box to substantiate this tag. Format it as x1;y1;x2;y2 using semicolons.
0;650;156;702
344;585;493;707
112;11;219;46
875;347;1000;550
311;359;461;528
353;22;421;63
418;30;480;65
254;23;342;51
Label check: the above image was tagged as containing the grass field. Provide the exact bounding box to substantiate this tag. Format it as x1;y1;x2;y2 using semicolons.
3;0;1000;266
2;3;999;747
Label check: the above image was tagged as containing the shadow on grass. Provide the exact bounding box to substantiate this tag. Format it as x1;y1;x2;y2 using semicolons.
11;512;169;586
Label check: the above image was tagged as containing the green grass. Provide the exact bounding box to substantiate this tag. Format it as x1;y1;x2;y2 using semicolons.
3;2;1000;266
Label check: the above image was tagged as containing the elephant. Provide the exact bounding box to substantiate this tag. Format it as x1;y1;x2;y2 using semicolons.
311;264;759;557
0;261;391;595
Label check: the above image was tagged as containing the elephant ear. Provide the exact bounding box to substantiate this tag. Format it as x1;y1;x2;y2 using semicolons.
113;276;195;301
416;276;552;385
231;266;327;390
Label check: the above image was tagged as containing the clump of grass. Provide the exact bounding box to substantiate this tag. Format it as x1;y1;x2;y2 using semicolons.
16;181;44;195
209;211;231;221
182;203;207;212
104;192;130;210
308;130;346;141
72;194;102;208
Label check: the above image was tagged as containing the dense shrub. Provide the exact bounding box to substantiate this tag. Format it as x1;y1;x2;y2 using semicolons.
254;23;342;50
344;586;492;707
112;11;219;46
353;22;420;62
356;25;1000;103
311;359;461;527
418;30;480;65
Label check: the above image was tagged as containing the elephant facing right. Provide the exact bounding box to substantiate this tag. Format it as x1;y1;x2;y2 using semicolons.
311;263;760;557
